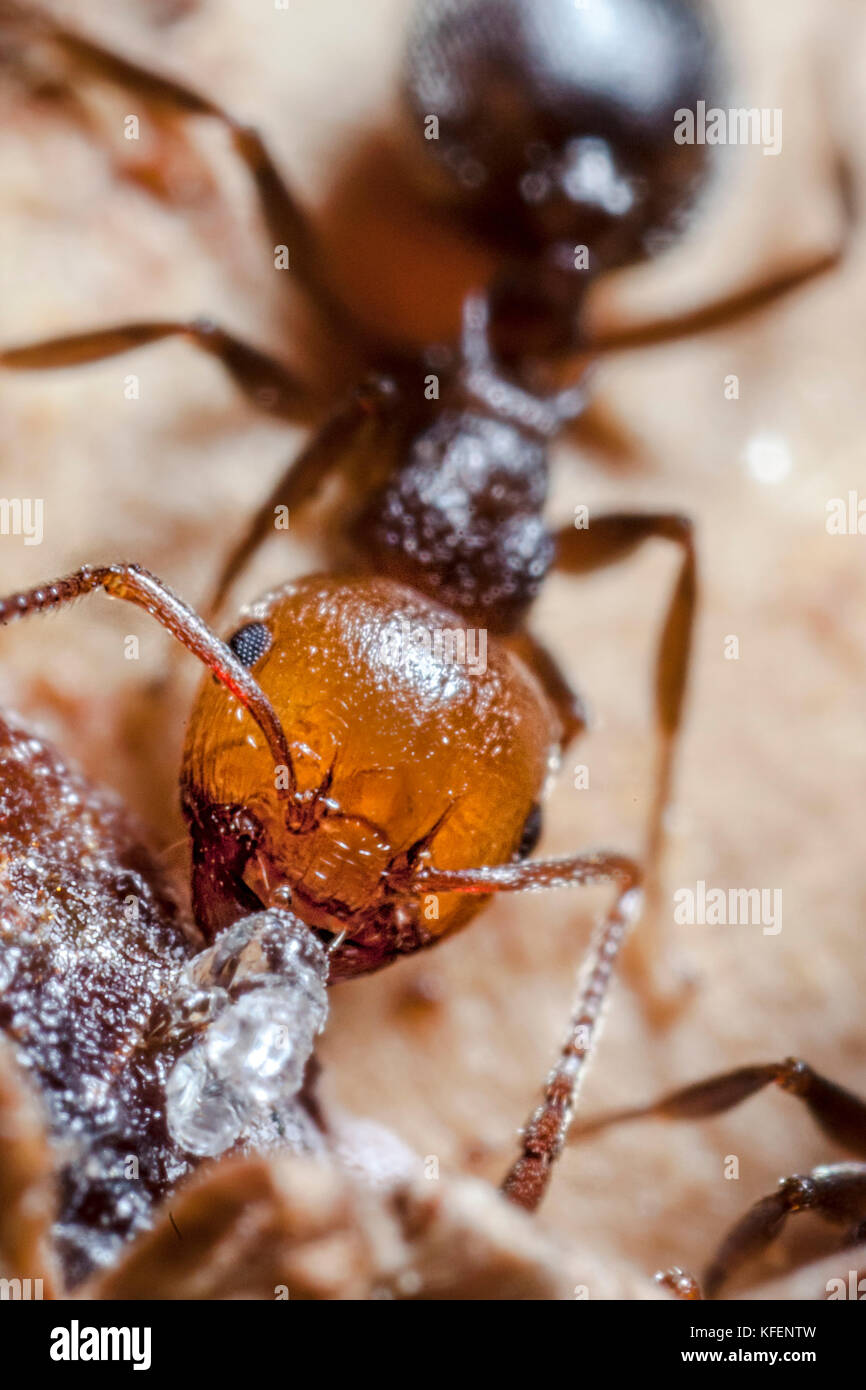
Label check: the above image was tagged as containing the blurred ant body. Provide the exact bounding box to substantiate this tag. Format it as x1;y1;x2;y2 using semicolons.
0;0;856;1252
0;1;846;1009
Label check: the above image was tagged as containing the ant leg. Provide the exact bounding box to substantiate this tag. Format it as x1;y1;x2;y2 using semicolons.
414;851;642;1210
14;6;368;349
655;1268;703;1300
0;318;316;424
584;141;855;359
573;1057;866;1157
0;563;295;785
205;375;400;620
702;1164;866;1299
586;252;845;355
573;1061;866;1296
574;153;854;437
506;630;588;750
554;512;696;1021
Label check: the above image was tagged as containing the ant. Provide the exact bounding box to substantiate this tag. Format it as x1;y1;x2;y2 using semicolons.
0;561;642;1224
573;1058;866;1297
0;0;847;1018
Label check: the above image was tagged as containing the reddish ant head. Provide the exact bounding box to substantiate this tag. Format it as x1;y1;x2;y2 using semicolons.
181;575;558;979
404;0;719;276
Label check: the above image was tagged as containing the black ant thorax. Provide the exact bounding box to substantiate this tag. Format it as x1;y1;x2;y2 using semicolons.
404;0;719;272
350;403;554;633
342;285;585;634
338;2;723;643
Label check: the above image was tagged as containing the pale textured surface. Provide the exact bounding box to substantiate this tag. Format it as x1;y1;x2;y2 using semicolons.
1;0;865;1297
87;1152;664;1301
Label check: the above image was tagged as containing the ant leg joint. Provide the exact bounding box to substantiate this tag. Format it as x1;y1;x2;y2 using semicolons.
776;1056;810;1095
778;1174;817;1212
188;316;221;339
356;374;400;411
656;1266;701;1300
668;513;693;541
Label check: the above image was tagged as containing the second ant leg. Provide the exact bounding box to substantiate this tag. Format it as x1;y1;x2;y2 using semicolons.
414;850;643;1210
205;375;400;620
0;319;316;423
702;1164;866;1299
555;512;696;1022
587;248;849;357
574;1059;866;1296
573;1056;866;1157
18;7;369;351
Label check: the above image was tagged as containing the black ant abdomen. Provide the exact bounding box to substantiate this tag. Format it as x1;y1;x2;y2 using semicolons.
403;0;720;275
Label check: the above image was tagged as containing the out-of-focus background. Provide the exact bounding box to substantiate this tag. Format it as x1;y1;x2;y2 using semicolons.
1;0;865;1297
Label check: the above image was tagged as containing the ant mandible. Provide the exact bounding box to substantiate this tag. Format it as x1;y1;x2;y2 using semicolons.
0;0;845;1019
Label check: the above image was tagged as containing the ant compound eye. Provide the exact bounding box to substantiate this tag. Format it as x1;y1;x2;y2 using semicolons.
515;802;543;860
227;621;272;668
